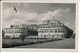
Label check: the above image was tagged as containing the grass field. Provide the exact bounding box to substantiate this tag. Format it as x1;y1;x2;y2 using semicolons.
14;38;75;49
2;38;75;49
3;39;53;44
2;38;59;48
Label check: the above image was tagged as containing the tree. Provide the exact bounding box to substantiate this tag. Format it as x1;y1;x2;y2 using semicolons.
20;28;28;44
20;35;25;44
2;30;4;39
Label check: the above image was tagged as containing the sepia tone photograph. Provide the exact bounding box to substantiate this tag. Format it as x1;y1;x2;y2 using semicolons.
1;1;76;50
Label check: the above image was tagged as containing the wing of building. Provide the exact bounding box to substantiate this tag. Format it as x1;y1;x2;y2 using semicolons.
3;24;38;38
38;20;73;39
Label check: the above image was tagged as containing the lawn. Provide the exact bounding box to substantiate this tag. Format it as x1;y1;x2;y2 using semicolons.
15;38;75;49
2;38;59;48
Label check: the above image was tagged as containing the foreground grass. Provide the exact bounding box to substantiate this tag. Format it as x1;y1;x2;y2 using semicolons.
2;38;60;48
15;38;75;49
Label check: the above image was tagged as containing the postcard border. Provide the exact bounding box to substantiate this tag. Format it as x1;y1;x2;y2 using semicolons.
0;0;78;52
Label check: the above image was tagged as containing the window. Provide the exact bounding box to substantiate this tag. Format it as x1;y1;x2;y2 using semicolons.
8;30;10;33
50;29;52;32
5;30;8;33
18;30;20;33
14;30;17;33
40;30;41;33
17;25;19;28
10;30;12;33
44;35;46;37
19;30;21;33
63;30;64;32
63;29;64;32
45;29;47;33
61;29;63;32
55;29;57;33
10;25;13;28
52;29;54;32
42;30;43;33
38;30;41;33
43;30;45;33
58;29;60;32
51;23;53;24
32;27;33;30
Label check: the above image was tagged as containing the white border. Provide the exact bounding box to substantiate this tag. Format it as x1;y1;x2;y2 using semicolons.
1;0;78;3
0;0;78;52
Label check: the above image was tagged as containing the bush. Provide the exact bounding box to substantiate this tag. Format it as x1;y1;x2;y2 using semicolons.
2;43;11;48
2;38;61;48
11;42;22;47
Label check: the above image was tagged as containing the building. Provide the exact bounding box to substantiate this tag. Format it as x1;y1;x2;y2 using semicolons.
2;19;73;39
38;20;73;39
25;24;38;38
3;24;38;38
3;25;28;38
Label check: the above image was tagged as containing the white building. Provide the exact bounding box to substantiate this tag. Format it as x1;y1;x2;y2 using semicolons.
3;27;28;38
3;20;73;39
38;20;73;39
3;24;38;38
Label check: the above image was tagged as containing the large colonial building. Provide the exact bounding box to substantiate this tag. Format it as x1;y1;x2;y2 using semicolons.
2;19;73;39
3;24;38;38
38;20;73;39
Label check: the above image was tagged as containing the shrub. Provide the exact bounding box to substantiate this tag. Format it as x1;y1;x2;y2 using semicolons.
2;43;11;48
2;38;61;48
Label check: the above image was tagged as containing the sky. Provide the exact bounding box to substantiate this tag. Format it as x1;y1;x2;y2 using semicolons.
2;3;76;31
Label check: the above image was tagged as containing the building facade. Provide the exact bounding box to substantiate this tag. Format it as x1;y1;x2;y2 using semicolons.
3;24;38;38
2;20;73;39
38;20;73;39
3;27;28;38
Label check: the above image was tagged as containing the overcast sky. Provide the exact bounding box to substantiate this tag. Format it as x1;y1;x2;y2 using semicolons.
2;3;75;31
